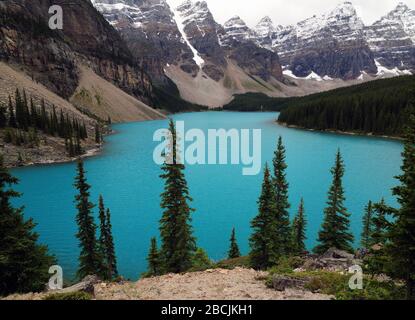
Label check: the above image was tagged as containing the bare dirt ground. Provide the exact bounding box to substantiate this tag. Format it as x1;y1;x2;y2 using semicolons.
3;268;332;300
94;268;332;300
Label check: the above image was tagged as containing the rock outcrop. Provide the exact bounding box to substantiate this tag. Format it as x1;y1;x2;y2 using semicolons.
0;0;153;103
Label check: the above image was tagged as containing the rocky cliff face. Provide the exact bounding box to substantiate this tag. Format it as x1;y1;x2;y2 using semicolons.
92;0;283;84
0;0;152;102
91;0;198;85
262;2;377;79
364;3;415;71
218;15;283;81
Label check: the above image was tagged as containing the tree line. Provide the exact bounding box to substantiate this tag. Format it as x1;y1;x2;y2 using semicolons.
0;157;117;296
0;89;89;156
144;114;415;299
277;76;415;137
1;109;414;299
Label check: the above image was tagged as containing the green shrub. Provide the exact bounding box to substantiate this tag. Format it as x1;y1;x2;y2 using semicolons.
268;256;306;274
215;256;251;270
189;248;213;272
43;291;93;300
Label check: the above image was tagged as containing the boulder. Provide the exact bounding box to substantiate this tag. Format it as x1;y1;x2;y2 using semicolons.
321;248;354;260
53;275;100;295
270;275;308;291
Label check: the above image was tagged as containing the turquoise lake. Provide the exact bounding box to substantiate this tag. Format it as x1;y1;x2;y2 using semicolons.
11;112;403;280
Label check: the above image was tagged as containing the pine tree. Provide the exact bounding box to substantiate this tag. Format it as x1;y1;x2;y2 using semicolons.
8;96;16;128
0;106;6;128
249;164;278;269
314;150;354;254
291;198;307;256
147;237;161;276
98;195;108;279
360;201;374;249
389;107;415;299
228;228;241;259
104;208;117;279
0;156;55;295
365;199;394;277
272;136;291;257
74;159;100;279
159;119;196;273
95;124;101;144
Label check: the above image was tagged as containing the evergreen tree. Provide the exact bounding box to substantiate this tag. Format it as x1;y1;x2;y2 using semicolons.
0;106;6;128
228;228;241;259
272;136;291;257
360;201;374;249
291;198;307;256
159;119;196;273
0;156;55;295
74;159;100;279
104;208;117;279
95;124;101;144
147;237;161;276
249;164;278;269
389;107;415;299
8;96;16;128
365;199;394;277
314;150;354;254
97;196;117;280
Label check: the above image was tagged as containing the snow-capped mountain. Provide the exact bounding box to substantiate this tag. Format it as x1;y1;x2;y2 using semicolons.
173;0;227;80
91;0;200;84
364;3;415;71
262;1;377;79
219;16;252;46
90;0;415;107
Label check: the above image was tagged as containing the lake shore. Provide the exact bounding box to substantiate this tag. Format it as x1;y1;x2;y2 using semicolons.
277;121;404;141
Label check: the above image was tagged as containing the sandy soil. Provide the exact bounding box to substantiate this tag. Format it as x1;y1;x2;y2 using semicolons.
71;65;165;123
94;268;332;300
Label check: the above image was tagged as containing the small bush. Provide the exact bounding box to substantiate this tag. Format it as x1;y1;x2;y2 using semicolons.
215;256;251;270
268;256;306;274
43;291;92;300
189;248;213;272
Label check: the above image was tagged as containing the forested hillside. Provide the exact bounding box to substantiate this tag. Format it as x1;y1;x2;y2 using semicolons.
277;76;415;137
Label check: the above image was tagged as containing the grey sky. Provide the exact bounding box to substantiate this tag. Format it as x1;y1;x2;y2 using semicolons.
166;0;415;28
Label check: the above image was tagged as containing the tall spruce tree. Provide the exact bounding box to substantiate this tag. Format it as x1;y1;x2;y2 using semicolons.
228;228;241;259
147;237;161;276
159;119;196;273
366;199;394;277
390;107;415;299
74;159;100;279
272;136;291;257
0;156;55;295
314;150;354;254
97;195;118;280
291;198;307;256
361;201;374;249
104;208;117;279
250;164;278;269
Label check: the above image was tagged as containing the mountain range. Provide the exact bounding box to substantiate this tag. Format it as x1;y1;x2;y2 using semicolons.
1;0;414;114
90;0;415;107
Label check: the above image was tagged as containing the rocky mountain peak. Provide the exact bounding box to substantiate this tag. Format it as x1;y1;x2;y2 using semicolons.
220;15;251;46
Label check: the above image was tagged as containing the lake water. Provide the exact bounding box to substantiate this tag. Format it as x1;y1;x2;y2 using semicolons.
11;112;403;280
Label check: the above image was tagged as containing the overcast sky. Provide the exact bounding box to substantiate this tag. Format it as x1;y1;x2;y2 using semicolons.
166;0;415;27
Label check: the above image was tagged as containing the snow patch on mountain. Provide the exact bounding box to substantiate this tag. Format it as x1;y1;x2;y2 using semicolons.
375;59;412;76
172;1;205;67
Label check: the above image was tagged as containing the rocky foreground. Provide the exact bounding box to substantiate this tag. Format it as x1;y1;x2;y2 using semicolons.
5;248;368;300
4;268;332;301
